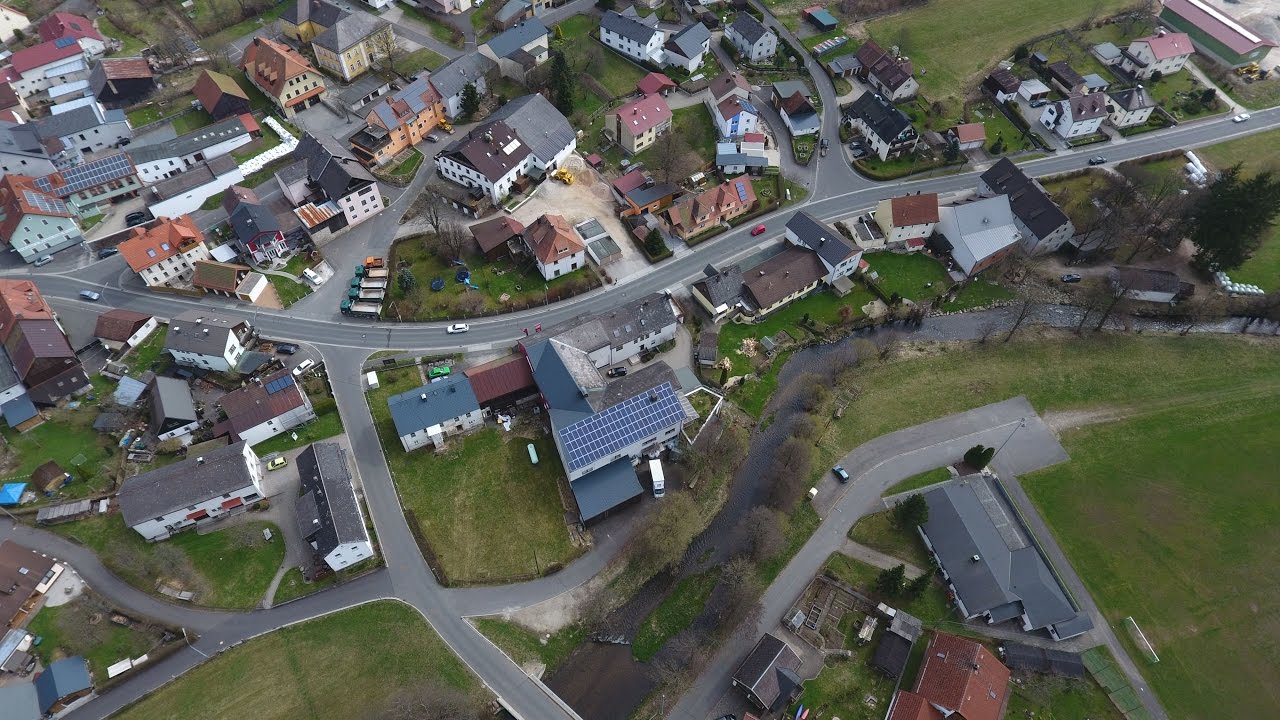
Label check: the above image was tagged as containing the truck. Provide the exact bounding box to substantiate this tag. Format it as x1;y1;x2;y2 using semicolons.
359;278;388;291
340;299;382;318
364;256;385;269
354;264;389;280
348;287;386;303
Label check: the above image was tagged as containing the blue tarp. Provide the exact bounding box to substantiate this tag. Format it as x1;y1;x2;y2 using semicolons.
0;394;38;427
0;482;27;506
570;458;643;522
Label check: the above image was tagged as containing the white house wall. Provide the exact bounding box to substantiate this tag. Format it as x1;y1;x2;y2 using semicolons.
323;540;375;571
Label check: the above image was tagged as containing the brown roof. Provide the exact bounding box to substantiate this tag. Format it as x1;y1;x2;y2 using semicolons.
463;354;536;405
951;122;985;144
708;70;751;102
193;69;249;111
8;319;75;371
667;176;756;235
191;260;250;293
0;279;55;332
119;215;205;272
241;36;319;100
887;691;946;720
97;57;153;80
742;246;826;310
469;216;525;254
441;120;531;182
524;214;584;265
215;368;309;441
913;633;1010;720
985;68;1021;94
0;174;71;243
1048;61;1085;89
890;193;940;227
94;309;152;342
780;91;814;116
0;540;58;627
31;460;67;492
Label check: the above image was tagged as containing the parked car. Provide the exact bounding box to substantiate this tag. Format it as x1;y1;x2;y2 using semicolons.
833;465;850;483
275;343;299;355
1030;98;1049;108
425;134;440;143
79;290;101;301
606;367;627;377
292;358;316;376
428;366;451;378
1060;273;1083;283
1232;113;1251;123
97;247;119;259
751;224;767;236
33;255;54;267
1088;156;1107;166
124;211;149;227
446;323;469;334
267;457;288;471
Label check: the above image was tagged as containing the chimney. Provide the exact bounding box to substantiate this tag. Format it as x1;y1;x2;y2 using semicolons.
971;554;981;562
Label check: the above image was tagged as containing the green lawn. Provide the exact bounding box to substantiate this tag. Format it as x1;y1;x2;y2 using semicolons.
398;47;448;74
53;515;283;609
554;15;648;100
265;273;313;308
787;605;899;720
272;567;337;605
473;618;585;674
1195;128;1280;288
1146;71;1228;121
1;406;115;485
1006;671;1124;720
824;553;952;625
940;280;1013;311
1023;388;1280;720
1041;171;1117;229
863;252;951;303
865;0;1134;106
368;368;580;584
969;100;1032;154
171;109;215;135
117;602;483;720
759;503;819;584
202;1;292;50
252;397;343;456
848;511;935;574
388;148;425;178
26;597;162;683
882;467;952;496
101;16;148;56
632;569;720;661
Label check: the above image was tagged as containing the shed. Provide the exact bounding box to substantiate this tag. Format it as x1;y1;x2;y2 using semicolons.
871;631;912;677
802;6;838;31
31;461;68;493
34;656;93;714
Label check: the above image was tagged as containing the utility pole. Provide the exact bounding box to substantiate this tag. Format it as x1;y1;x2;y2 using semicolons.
992;417;1026;463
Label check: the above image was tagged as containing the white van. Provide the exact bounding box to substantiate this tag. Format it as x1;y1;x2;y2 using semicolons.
648;458;666;498
365;371;379;390
302;267;323;285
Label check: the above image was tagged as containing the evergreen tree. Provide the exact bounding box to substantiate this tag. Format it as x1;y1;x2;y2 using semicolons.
1189;165;1280;272
876;564;907;596
460;83;481;119
397;267;417;293
893;493;929;529
549;50;575;116
905;572;932;599
645;228;666;257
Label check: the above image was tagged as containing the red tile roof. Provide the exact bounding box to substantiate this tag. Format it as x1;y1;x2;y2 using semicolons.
215;368;309;440
913;633;1010;720
241;36;319;102
0;279;55;340
637;71;676;95
192;69;249;112
608;93;672;136
119;215;205;272
952;122;985;144
611;168;649;196
887;691;946;720
94;309;153;342
742;131;766;143
10;38;84;75
464;354;536;405
37;12;104;43
890;193;940;227
524;214;584;265
96;56;152;80
469;216;525;255
0;175;71;244
1162;0;1276;55
781;91;814;116
1133;31;1195;60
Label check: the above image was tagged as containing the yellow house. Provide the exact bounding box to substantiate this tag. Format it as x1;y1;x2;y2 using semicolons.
312;14;394;82
281;0;349;44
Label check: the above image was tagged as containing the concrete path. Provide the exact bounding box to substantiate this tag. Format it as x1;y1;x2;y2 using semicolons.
1185;60;1245;114
838;539;925;580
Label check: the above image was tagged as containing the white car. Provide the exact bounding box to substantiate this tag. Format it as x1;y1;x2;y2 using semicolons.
446;323;470;334
292;358;316;376
1232;113;1251;123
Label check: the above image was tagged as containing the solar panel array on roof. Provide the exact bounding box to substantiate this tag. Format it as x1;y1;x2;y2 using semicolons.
559;382;684;471
22;189;68;215
735;180;747;203
54;36;77;48
46;153;133;195
264;375;294;395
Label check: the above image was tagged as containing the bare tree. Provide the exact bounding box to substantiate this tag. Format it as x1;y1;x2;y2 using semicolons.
851;337;878;365
370;28;408;77
1178;293;1226;336
1003;299;1035;342
791;414;816;439
977;320;1000;344
1094;274;1132;331
878;330;901;361
455;292;485;316
437;219;469;260
417;193;448;232
744;506;785;563
651;131;698;184
367;682;479;720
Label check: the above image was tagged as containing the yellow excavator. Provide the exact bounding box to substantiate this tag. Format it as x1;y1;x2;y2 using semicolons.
1235;63;1261;81
551;168;574;185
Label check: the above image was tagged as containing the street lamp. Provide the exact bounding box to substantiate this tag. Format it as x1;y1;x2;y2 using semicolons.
991;417;1026;463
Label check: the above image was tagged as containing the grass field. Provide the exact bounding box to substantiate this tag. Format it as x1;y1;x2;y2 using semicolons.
473;618;585;674
398;47;448;74
882;466;952;496
940;280;1013;311
848;511;934;576
865;0;1134;105
26;597;161;682
119;326;169;375
1006;671;1124;720
863;252;951;303
0;405;115;481
253;397;343;456
554;15;648;103
117;602;483;720
368;368;580;584
632;569;720;661
1195;128;1280;289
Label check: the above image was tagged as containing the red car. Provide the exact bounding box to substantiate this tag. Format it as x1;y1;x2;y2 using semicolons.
751;224;767;236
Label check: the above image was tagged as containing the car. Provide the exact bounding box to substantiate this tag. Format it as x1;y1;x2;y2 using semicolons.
819;137;829;149
267;457;288;471
1030;98;1049;108
1088;156;1107;166
116;138;131;147
425;134;440;143
97;247;119;259
1060;273;1083;283
275;343;299;355
606;367;627;377
292;358;316;376
33;255;54;267
79;290;101;301
1232;113;1251;123
124;211;149;227
446;323;469;334
751;224;767;236
833;465;850;483
428;365;451;378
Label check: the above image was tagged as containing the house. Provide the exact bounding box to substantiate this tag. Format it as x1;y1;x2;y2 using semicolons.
1093;41;1124;66
784;210;863;284
281;0;349;43
430;53;496;120
933;195;1021;276
710;94;759;138
524;213;586;280
479;19;550;82
1109;266;1184;303
484;93;576;173
1082;73;1110;93
463;354;538;410
119;215;210;288
0;122;55;177
295;133;384;230
192;70;251;121
37;12;106;57
771;81;820;137
732;633;803;712
692;264;744;322
664;22;711;72
874;193;939;245
0;279;54;343
494;0;532;31
1106;85;1157;128
0;174;82;263
387;374;484;451
7;37;88;100
2;310;90;405
726;13;778;63
295;443;374;572
214;368;316;445
118;440;266;540
0;540;62;628
223;185;288;263
1039;92;1107;139
710;71;752;105
89;57;155;108
742;246;827;317
1159;0;1275;68
1017;78;1051;103
435;120;532;203
147;155;244;219
35;153;142;221
312;13;393;81
163;310;254;372
241;36;327;118
801;5;837;31
919;482;1093;640
350;74;445;166
611;170;681;216
94;309;157;352
0;83;31;123
33;656;91;715
605;93;673;154
978;158;1075;255
33;100;131;158
665;175;756;240
600;9;665;66
0;3;28;44
887;633;1010;720
852;40;918;101
469;215;524;260
1046;61;1087;95
518;291;679;371
637;71;677;96
845;92;918;160
149;376;199;442
983;69;1021;102
949;122;985;151
716;132;779;175
191;260;252;297
128;114;252;183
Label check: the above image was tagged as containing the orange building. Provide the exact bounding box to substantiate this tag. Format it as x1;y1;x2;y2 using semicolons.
349;74;444;166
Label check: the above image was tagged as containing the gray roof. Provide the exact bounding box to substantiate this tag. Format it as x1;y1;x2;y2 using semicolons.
387;374;481;437
297;132;376;200
295;442;368;555
846;91;915;145
371;74;437;129
150;376;197;429
771;80;812;101
312;13;390;53
569;457;643;521
717;151;771;168
495;0;531;24
483;93;574;166
979;158;1071;241
1093;41;1121;60
230;201;281;242
1110;265;1182;294
1108;85;1156;112
0;121;52;163
921;481;1087;634
693;263;743;307
35;102;123;141
666;22;710;60
335;73;389;105
537;292;676;359
0;678;40;719
118;441;256;526
275;158;310;187
625;182;680;208
733;633;802;710
729;13;771;45
34;656;91;714
525;339;596;417
430;52;497;99
164;310;251;359
128;116;248;165
785;210;861;267
600;10;661;45
826;53;860;74
282;0;348;28
484;18;549;59
151;155;239;200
